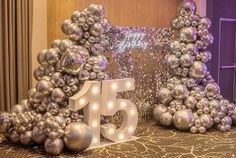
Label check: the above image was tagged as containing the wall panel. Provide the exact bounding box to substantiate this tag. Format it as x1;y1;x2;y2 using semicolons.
47;0;180;45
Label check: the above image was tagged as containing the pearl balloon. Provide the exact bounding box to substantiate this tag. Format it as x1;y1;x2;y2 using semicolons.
173;109;194;130
153;104;167;122
159;112;173;126
189;61;208;79
44;138;64;156
179;27;197;43
64;122;92;152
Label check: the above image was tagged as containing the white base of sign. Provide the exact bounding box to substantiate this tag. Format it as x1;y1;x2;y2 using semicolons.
87;136;139;150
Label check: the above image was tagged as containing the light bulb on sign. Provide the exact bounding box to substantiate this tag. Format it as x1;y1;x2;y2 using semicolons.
120;101;126;108
92;86;99;95
108;102;114;109
126;81;132;88
118;133;124;140
111;83;118;90
92;103;99;111
79;98;86;105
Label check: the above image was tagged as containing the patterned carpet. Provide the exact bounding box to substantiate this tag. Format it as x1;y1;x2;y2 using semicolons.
0;121;236;158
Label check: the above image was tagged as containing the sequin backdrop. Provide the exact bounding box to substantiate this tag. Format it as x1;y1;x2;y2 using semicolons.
106;27;174;121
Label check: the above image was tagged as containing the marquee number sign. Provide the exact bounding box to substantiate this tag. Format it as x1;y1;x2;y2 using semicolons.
69;78;138;148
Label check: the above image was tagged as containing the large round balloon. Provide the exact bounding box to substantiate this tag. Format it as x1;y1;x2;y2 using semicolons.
153;104;168;122
157;88;173;104
189;61;208;79
44;138;64;156
173;109;194;130
63;122;92;152
179;27;197;43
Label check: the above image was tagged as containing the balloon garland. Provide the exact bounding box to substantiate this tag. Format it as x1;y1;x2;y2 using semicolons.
153;0;236;133
0;4;111;155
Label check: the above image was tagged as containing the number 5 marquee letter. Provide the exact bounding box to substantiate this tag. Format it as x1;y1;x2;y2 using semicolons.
100;78;138;142
69;78;138;148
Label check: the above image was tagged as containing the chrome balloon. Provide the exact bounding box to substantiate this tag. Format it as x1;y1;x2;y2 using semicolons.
63;122;92;152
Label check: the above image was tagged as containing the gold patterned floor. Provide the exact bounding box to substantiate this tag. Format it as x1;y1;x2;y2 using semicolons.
0;121;236;158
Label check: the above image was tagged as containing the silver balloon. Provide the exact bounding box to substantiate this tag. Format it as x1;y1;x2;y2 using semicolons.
199;17;211;28
100;18;111;33
20;131;32;145
153;104;167;122
11;104;26;114
64;122;92;152
184;96;197;109
173;84;189;100
157;88;173;104
44;138;64;156
186;43;198;54
32;127;46;144
179;27;197;43
59;39;74;53
44;65;56;76
180;0;196;14
190;126;198;133
173;109;194;130
199;114;213;129
36;80;54;96
159;111;173;126
66;23;83;41
180;53;194;67
91;43;104;55
60;47;87;75
34;66;45;81
71;10;81;23
46;48;61;65
51;72;63;87
51;88;66;103
221;116;232;126
199;126;206;134
205;82;220;95
61;19;72;34
10;130;20;144
87;4;104;20
37;49;48;66
0;112;10;132
209;100;221;111
169;40;181;52
51;39;61;48
19;99;32;111
165;54;180;69
54;116;66;129
90;22;104;36
189;61;207;79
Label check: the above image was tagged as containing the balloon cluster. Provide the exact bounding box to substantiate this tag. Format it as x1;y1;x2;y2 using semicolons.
153;0;236;133
0;4;111;155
